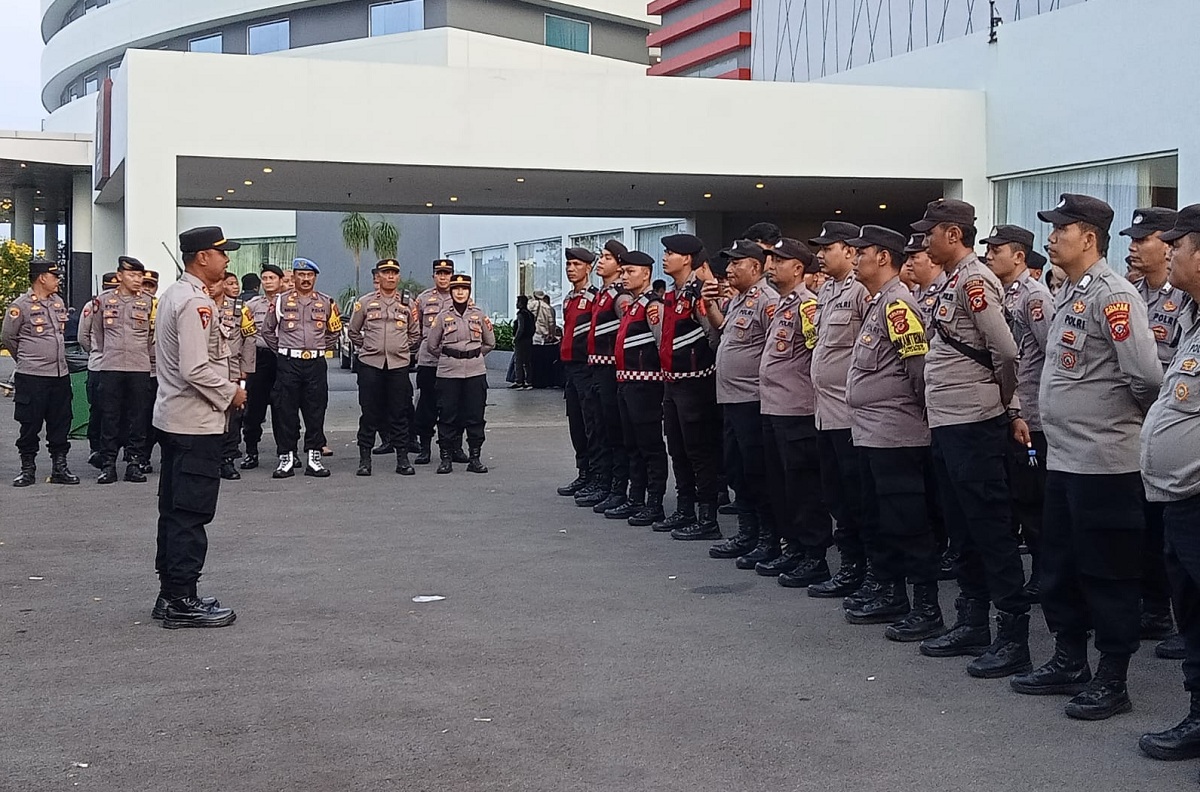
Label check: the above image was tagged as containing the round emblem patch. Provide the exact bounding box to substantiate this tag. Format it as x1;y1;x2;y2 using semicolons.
1060;351;1077;370
1072;301;1086;314
776;340;787;352
1176;382;1190;402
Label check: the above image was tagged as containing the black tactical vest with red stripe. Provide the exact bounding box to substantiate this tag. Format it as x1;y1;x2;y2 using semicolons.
660;278;716;379
615;292;663;381
588;283;625;364
560;286;597;363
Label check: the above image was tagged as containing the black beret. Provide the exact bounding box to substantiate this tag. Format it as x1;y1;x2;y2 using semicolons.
1120;207;1178;239
117;255;145;272
603;239;628;258
911;199;976;233
661;233;704;256
261;263;285;277
618;250;655;268
1038;193;1114;232
565;247;596;264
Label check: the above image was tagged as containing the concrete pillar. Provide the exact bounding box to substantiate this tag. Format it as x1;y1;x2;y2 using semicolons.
68;170;95;308
12;186;35;248
122;150;179;286
43;197;61;262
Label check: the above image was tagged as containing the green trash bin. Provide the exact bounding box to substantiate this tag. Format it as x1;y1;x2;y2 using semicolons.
66;343;90;440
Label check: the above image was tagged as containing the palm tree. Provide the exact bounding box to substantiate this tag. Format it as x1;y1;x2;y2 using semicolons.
372;218;399;261
341;212;371;294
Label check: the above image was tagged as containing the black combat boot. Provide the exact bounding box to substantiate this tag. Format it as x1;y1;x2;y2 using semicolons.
755;543;806;577
1140;693;1200;760
372;441;394;455
138;456;154;475
356;447;372;476
652;497;696;534
1157;634;1186;660
97;459;119;485
407;436;421;453
395;449;415;476
452;445;470;464
919;597;991;658
1023;563;1041;604
885;583;945;642
124;459;147;482
809;558;866;598
49;452;79;485
845;580;911;624
842;568;882;611
1065;654;1132;720
629;493;665;527
779;553;831;588
220;458;241;480
606;489;643;520
436;447;453;474
709;512;759;559
87;450;104;469
1010;635;1091;695
672;502;721;541
467;447;488;474
161;595;237;629
593;485;628;515
736;521;780;570
967;611;1032;679
414;437;433;465
938;547;958;581
12;454;36;487
152;592;219;620
575;475;608;506
558;471;588;496
1141;607;1175;641
240;447;259;469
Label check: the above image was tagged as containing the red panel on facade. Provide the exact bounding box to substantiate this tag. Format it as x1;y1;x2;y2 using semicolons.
716;67;751;79
647;0;695;14
647;31;751;76
646;0;750;47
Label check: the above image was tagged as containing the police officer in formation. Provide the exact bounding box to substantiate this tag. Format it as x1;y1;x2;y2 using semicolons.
425;273;493;474
414;259;467;466
83;255;156;485
558;247;606;505
79;271;118;467
263;257;341;478
2;258;80;487
240;263;284;469
210;273;258;480
347;258;421;477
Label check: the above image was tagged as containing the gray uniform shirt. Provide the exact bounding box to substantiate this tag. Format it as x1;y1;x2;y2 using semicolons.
78;292;107;370
1141;302;1200;502
846;276;930;448
152;272;237;436
1039;259;1164;474
1138;278;1191;370
2;290;69;377
427;304;496;378
924;253;1019;428
86;290;154;373
263;290;341;353
715;278;779;404
813;274;870;431
1004;271;1053;432
416;288;453;367
348;290;422;371
913;271;949;324
759;284;819;417
247;294;272;350
214;296;257;379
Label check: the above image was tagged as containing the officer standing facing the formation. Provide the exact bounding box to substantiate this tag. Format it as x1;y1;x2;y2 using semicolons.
2;258;80;487
1011;195;1163;720
1138;203;1200;764
655;234;723;540
347;258;421;477
84;255;156;485
807;222;872;601
704;240;779;563
913;199;1030;679
263;257;341;478
241;263;283;469
558;248;606;505
79;271;118;467
211;276;257;480
983;224;1053;602
152;226;243;629
612;250;668;526
843;226;942;639
1121;207;1187;655
414;260;464;465
583;240;632;514
426;273;494;474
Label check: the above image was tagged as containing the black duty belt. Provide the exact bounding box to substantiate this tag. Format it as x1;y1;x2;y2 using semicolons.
442;348;481;360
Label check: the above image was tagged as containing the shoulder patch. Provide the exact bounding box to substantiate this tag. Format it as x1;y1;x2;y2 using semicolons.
799;299;819;350
1104;301;1132;342
353;301;362;313
885;300;929;359
647;302;661;325
8;306;19;318
196;305;212;329
1029;299;1044;321
765;303;777;321
964;278;988;312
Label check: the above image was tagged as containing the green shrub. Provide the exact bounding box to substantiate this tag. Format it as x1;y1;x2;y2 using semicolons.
492;319;514;352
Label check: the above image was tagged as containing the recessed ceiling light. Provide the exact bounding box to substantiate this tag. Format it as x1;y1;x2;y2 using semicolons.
215;196;223;201
244;180;253;186
262;167;273;173
226;189;235;194
425;202;433;208
878;203;887;210
36;190;41;194
703;193;712;199
449;196;458;202
658;200;666;206
755;183;765;189
834;209;843;215
19;163;27;168
516;178;525;183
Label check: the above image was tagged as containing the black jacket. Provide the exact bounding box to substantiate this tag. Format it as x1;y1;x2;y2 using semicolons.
514;308;536;344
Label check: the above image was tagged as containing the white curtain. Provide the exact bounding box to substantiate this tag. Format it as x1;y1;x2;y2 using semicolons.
472;246;509;320
635;222;683;282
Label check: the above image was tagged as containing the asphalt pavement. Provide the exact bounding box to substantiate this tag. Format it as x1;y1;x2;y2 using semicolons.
0;361;1193;791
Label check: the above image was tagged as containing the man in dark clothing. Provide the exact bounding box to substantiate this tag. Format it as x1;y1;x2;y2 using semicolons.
512;295;535;389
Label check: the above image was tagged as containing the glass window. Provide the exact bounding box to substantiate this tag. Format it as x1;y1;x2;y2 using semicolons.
516;238;564;309
370;0;424;36
472;246;510;319
108;61;122;81
679;56;739;78
226;237;297;277
995;155;1178;273
248;20;290;55
442;251;466;273
569;230;623;287
84;74;99;95
189;34;223;54
545;14;590;54
635;222;683;282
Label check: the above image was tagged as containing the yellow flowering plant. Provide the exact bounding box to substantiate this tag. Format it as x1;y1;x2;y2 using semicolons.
0;239;34;312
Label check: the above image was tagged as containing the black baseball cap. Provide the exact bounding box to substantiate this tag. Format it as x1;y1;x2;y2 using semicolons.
719;239;767;264
903;233;928;254
1027;250;1047;270
1119;207;1178;239
618;250;655;268
810;221;860;246
179;226;240;254
1038;193;1115;231
846;225;908;259
911;199;976;233
117;255;145;272
565;247;596;264
981;224;1035;249
662;233;704;256
767;238;817;272
1160;204;1200;243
